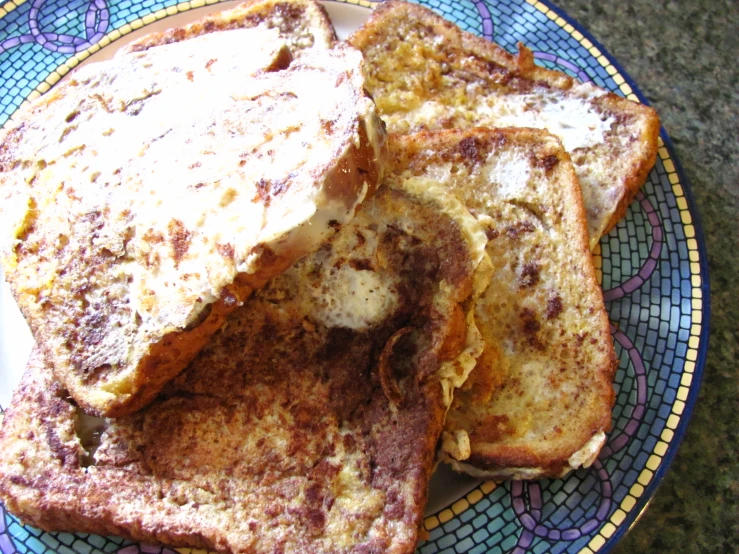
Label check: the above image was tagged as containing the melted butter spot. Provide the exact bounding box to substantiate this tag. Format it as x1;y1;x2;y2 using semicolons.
310;266;398;331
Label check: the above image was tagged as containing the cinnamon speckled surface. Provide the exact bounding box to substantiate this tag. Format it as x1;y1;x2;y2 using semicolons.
550;0;738;552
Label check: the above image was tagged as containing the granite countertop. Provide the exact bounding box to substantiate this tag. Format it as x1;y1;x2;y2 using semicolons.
550;0;738;552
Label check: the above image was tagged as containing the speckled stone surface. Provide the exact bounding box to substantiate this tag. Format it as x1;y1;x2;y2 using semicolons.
549;0;738;552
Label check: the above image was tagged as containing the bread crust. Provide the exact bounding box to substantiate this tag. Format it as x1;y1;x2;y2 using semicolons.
349;0;661;248
120;0;338;55
388;128;616;479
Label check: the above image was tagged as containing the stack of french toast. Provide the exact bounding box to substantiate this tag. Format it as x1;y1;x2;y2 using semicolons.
0;1;659;552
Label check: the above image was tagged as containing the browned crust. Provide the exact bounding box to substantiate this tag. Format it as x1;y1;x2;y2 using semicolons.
389;128;616;476
121;0;337;54
350;0;661;245
320;111;385;209
598;105;661;236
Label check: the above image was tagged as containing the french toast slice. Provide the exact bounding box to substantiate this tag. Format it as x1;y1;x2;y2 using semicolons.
349;0;661;248
0;179;490;554
0;29;385;417
388;129;616;479
119;0;337;56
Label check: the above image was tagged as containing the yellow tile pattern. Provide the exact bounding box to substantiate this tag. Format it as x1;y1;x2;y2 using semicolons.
592;243;603;285
0;0;27;18
423;481;497;530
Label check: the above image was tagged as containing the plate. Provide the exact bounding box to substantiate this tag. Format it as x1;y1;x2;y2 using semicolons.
0;0;710;553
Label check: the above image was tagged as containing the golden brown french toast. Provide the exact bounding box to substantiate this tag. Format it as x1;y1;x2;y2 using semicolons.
0;27;385;417
388;128;616;479
349;0;660;248
120;0;337;56
0;178;490;554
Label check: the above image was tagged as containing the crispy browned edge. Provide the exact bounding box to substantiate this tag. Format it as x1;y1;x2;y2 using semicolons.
350;0;661;239
388;127;617;477
121;0;338;54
